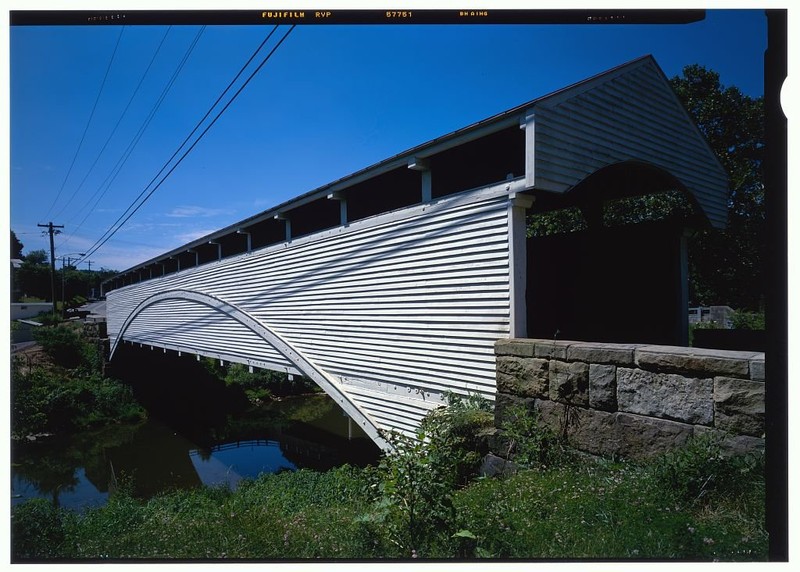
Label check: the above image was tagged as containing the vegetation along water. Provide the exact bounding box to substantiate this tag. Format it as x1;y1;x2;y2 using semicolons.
11;319;767;561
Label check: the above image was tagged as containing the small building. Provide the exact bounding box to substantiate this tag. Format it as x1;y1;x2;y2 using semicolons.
688;306;735;328
11;302;52;321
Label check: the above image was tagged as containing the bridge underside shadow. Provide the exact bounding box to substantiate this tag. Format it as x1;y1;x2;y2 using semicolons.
109;289;391;450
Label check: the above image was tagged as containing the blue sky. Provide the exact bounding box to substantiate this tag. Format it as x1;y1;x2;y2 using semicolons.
8;8;770;271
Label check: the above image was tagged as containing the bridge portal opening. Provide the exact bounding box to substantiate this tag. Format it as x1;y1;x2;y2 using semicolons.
525;161;703;346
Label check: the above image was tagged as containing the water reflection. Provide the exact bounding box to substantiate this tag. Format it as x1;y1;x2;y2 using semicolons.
12;394;379;511
190;440;296;490
12;468;109;512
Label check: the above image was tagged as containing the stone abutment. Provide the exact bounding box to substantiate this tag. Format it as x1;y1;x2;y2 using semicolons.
494;339;765;460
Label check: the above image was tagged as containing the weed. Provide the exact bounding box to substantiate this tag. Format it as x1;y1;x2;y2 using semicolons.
359;394;493;557
648;433;765;507
11;499;71;560
500;402;569;469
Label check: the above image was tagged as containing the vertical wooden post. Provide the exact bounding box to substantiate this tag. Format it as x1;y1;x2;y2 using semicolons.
508;193;534;338
421;170;432;203
208;241;222;260
274;214;291;242
327;192;348;226
237;229;252;252
520;112;536;190
408;157;432;202
677;228;692;346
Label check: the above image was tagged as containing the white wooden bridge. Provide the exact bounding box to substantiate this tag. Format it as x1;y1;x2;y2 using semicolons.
104;56;728;450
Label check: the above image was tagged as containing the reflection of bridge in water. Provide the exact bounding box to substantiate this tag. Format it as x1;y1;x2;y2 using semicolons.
97;418;376;498
189;439;295;490
189;429;373;489
104;56;729;451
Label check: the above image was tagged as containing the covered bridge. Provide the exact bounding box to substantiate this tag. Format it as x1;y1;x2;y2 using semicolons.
103;55;728;449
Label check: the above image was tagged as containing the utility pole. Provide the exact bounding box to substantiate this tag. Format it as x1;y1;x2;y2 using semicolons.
38;222;64;317
60;254;85;318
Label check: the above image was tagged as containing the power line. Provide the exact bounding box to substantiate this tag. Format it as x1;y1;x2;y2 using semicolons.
55;27;173;224
78;25;296;264
58;26;204;251
43;27;125;221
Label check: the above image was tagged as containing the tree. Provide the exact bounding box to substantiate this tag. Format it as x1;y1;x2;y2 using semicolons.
24;249;47;265
11;230;24;258
16;250;51;301
670;65;765;311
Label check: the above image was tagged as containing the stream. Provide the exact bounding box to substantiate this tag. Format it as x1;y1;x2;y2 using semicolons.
11;393;381;512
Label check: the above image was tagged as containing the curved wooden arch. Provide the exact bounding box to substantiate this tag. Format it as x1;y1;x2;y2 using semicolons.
532;159;707;227
109;288;389;450
577;161;705;218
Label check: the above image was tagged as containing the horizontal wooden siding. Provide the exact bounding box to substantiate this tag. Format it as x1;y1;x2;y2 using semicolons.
107;184;514;437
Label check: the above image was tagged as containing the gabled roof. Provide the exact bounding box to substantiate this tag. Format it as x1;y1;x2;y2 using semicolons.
110;55;729;279
524;54;729;227
208;54;728;234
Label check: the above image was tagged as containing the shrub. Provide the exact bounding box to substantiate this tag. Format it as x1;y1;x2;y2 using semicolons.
11;358;49;436
13;320;145;437
11;499;72;560
33;324;86;369
203;361;320;404
33;311;62;326
731;310;765;330
499;403;570;469
420;393;494;485
11;363;146;437
648;433;765;506
358;394;494;557
358;429;456;557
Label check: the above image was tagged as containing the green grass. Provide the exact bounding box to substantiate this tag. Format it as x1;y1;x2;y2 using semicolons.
453;459;766;560
12;454;766;561
13;466;380;560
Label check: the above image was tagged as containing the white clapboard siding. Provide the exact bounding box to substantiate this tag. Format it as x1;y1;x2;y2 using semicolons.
529;56;729;228
107;182;515;444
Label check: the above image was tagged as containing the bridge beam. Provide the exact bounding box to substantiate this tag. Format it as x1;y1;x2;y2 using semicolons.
208;241;222;261
274;214;291;242
236;229;252;252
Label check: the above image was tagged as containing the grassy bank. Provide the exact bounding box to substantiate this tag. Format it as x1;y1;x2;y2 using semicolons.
12;397;766;561
11;454;766;561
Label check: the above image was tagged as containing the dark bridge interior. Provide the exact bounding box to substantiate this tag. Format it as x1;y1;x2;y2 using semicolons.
525;161;703;346
526;221;688;345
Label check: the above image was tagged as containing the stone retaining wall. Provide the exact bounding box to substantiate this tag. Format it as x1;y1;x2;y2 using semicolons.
494;339;765;460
